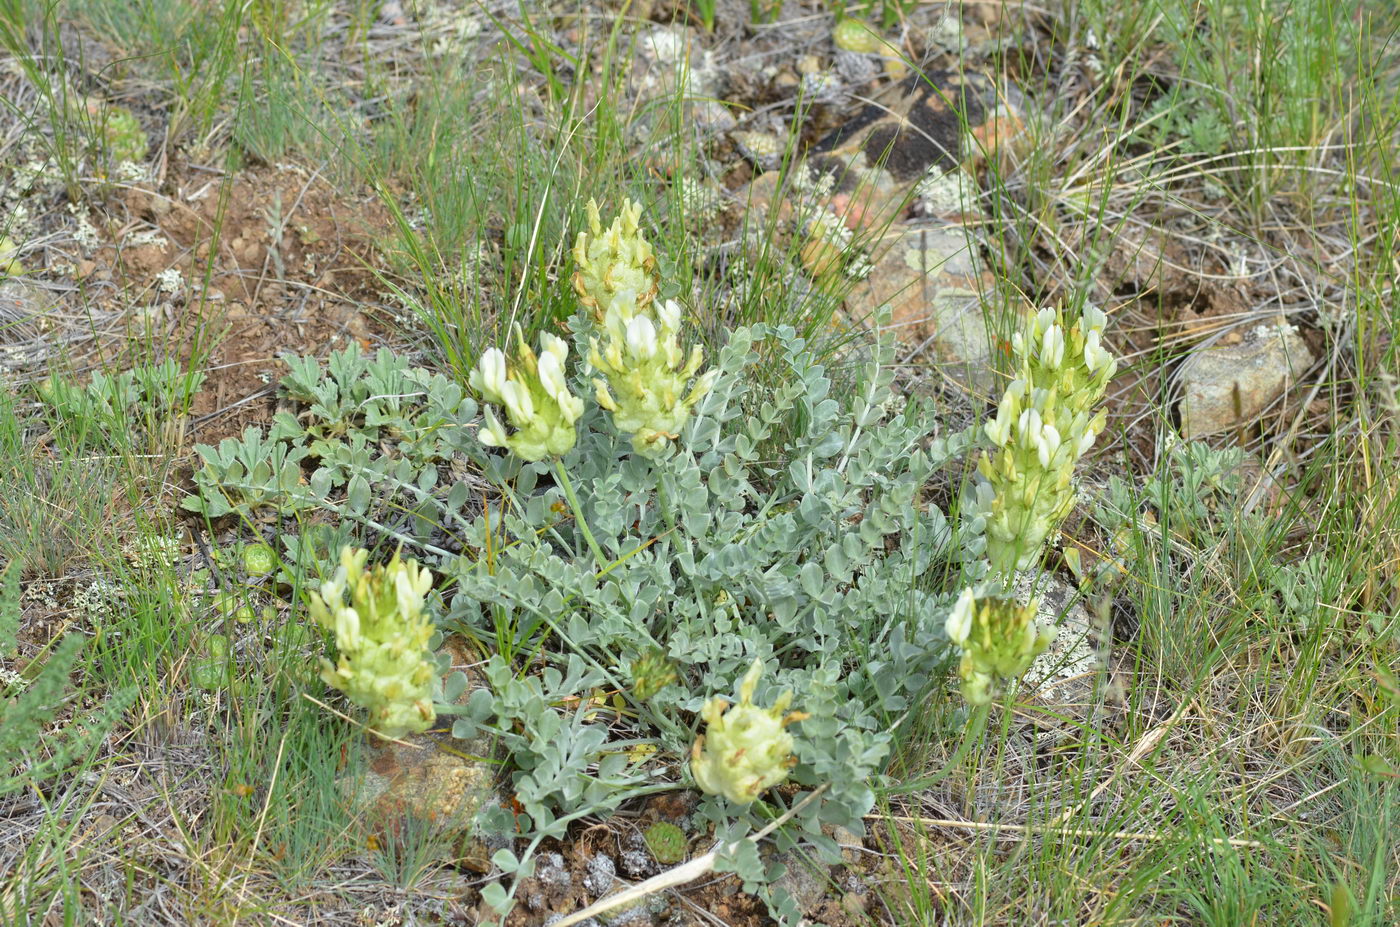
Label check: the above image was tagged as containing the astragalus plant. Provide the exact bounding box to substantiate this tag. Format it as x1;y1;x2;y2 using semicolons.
184;199;1114;927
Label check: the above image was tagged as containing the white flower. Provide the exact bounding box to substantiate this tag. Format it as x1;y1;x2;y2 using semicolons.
626;314;658;359
540;331;569;362
655;298;682;334
537;350;580;424
1082;305;1107;333
1037;423;1062;469
946;588;976;644
1077;428;1097;456
479;407;509;447
499;379;535;424
1040;324;1065;368
469;348;508;403
336;605;362;650
1083;329;1112;374
984;408;1012;447
1017;407;1043;443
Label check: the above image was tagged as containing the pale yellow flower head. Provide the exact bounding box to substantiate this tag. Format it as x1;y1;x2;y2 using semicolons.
690;660;809;804
307;546;439;738
589;299;717;457
571;198;659;321
469;325;583;461
975;306;1116;575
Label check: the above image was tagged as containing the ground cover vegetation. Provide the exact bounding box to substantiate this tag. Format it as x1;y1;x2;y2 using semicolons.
0;0;1397;924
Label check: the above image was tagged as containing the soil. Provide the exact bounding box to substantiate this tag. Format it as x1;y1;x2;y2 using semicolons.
100;163;398;444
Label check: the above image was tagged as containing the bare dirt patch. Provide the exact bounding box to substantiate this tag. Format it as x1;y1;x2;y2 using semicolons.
104;163;398;443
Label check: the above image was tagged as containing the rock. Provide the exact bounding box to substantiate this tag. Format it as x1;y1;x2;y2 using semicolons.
799;71;1025;233
1178;317;1314;438
338;638;501;871
735;170;794;224
692;99;736;133
627;25;731;135
0;278;63;369
584;853;616;896
731;131;785;172
1014;571;1104;706
842;224;1000;393
823;824;864;867
1103;223;1188;293
772;850;832;916
731;71;1023;242
592;879;669;927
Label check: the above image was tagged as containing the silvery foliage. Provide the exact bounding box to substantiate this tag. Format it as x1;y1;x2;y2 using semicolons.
183;323;982;926
183;344;480;527
446;318;978;920
41;358;206;446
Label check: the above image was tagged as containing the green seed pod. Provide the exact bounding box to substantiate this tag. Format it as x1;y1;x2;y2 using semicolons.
243;542;276;576
0;236;21;277
832;18;884;54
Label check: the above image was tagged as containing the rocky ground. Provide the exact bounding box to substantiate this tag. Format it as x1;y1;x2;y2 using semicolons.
1;1;1392;925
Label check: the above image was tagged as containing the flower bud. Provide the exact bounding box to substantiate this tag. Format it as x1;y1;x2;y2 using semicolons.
948;592;1055;706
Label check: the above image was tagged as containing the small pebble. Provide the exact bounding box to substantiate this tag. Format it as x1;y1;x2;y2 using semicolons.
584;853;616;896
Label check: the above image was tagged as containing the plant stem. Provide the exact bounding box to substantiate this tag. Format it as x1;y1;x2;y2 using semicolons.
554;458;607;565
655;467;677;534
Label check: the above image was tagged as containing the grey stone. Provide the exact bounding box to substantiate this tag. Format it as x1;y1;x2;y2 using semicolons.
822;824;864;867
584;852;617;896
1014;572;1105;707
0;278;63;370
844;225;1001;394
1178;317;1314;438
772;851;832;916
593;880;668;927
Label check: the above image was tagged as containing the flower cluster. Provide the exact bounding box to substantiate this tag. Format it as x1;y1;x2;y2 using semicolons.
974;306;1117;575
945;589;1055;705
571;198;659;320
589;298;718;457
307;546;439;738
573;201;716;457
690;660;809;804
469;324;584;461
